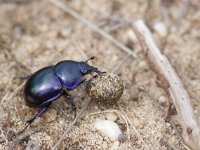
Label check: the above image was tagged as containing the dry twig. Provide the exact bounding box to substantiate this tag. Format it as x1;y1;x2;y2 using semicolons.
49;0;137;58
133;20;200;150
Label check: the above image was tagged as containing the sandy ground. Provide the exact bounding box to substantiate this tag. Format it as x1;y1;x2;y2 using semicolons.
0;0;200;149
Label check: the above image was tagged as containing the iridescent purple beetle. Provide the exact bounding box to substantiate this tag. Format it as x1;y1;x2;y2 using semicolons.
24;56;103;126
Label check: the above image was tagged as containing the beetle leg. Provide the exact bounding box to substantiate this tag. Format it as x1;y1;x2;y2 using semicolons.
91;69;106;78
15;103;51;137
26;103;51;125
63;92;77;119
90;72;98;78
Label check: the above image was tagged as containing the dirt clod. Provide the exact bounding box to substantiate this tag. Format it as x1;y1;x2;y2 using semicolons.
86;73;124;104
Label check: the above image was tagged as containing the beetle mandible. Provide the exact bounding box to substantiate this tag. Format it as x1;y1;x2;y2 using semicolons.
23;56;103;126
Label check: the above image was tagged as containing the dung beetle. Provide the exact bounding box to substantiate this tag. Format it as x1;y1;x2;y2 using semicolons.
23;56;103;126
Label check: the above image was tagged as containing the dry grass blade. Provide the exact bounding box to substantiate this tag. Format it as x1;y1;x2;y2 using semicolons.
49;0;137;59
1;91;10;106
118;105;147;148
112;54;131;73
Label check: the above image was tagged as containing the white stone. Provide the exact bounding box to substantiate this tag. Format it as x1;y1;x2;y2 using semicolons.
153;22;167;37
158;96;167;105
127;29;138;43
106;113;118;122
94;119;122;141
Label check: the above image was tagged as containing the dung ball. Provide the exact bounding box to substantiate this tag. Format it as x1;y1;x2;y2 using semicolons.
86;73;124;103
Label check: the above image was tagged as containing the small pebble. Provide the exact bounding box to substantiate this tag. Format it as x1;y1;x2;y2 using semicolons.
171;129;176;135
127;29;138;43
59;28;71;38
94;106;99;110
153;21;167;37
138;61;147;70
132;90;139;101
106;113;118;122
194;109;198;115
118;134;126;142
158;96;167;106
166;123;171;127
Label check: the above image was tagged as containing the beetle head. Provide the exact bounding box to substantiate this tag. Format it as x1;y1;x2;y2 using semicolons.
77;56;104;76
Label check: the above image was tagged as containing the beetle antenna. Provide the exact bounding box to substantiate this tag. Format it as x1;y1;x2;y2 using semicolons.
85;56;95;63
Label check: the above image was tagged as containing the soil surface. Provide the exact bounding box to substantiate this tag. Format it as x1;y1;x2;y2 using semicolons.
0;0;200;149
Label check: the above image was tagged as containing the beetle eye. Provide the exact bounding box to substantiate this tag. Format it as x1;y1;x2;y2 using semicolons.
77;62;90;75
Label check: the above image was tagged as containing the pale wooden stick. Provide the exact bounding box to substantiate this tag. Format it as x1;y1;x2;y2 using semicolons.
133;20;200;150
